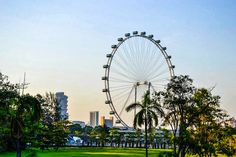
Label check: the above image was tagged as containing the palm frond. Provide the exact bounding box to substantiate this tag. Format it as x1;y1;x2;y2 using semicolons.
149;110;159;127
126;103;142;112
136;110;145;127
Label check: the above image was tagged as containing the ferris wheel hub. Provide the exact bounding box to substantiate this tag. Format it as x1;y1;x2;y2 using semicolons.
135;81;149;87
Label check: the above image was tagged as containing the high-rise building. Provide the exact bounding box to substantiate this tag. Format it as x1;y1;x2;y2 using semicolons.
90;111;99;127
56;92;68;120
100;116;114;128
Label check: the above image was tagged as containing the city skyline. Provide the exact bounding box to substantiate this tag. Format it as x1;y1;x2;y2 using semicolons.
0;0;236;123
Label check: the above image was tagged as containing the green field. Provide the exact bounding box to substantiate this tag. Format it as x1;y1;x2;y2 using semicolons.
0;147;172;157
0;147;231;157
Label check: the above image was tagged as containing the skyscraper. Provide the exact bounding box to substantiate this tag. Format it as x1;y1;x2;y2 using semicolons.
90;111;99;127
56;92;68;120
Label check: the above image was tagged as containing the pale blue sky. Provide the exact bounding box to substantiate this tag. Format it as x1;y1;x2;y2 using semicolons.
0;0;236;123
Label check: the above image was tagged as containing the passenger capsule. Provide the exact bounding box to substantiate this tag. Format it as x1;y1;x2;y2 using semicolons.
133;31;138;35
162;47;167;51
111;45;117;49
148;35;154;38
156;40;161;43
118;38;123;42
109;111;115;115
125;33;130;37
101;76;108;80
116;120;121;123
103;65;109;68
140;32;146;36
172;65;175;69
106;54;112;58
168;56;171;59
102;89;108;92
105;100;111;104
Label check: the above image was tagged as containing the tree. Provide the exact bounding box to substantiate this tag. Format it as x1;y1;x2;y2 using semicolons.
158;75;235;157
51;120;70;151
0;72;18;152
10;94;41;157
35;93;56;150
109;127;118;147
126;91;164;157
81;125;93;146
187;88;233;157
156;75;194;157
91;126;107;147
36;92;71;150
69;124;82;135
135;129;142;148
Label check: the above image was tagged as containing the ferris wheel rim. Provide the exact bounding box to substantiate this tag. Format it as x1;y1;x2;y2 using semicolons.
103;32;175;128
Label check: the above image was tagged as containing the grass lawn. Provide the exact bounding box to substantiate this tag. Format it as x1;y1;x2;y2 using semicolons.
0;147;172;157
0;147;232;157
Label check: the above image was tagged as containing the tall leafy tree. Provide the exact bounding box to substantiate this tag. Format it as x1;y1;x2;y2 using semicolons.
10;94;41;157
156;75;195;157
82;125;93;146
126;91;164;157
109;127;118;147
188;88;233;156
0;72;18;152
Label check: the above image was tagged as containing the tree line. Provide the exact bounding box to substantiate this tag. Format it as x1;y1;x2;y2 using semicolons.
0;72;236;157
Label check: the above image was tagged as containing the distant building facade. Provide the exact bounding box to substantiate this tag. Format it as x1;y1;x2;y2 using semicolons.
90;111;99;127
100;116;114;128
72;121;86;128
56;92;68;120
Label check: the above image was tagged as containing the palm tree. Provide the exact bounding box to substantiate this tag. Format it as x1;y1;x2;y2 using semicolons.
126;91;164;157
10;94;41;157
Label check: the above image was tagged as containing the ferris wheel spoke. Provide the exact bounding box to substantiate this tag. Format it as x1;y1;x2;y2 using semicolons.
111;87;133;99
148;69;169;81
113;47;139;79
109;77;134;83
110;86;132;92
112;67;137;81
122;40;140;73
150;78;169;84
144;52;164;77
130;38;143;73
110;85;133;91
118;86;135;117
146;60;166;80
144;39;156;67
144;48;162;75
112;58;137;79
138;38;148;75
150;77;170;83
112;92;133;103
151;83;167;87
125;46;139;75
110;84;133;88
116;48;137;76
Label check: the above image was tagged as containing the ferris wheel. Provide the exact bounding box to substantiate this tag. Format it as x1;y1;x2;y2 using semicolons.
102;31;175;128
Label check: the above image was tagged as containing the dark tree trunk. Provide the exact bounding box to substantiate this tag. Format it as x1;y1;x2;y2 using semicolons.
16;140;21;157
145;114;148;157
